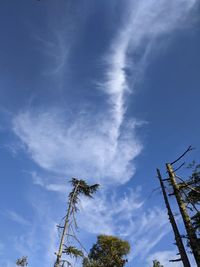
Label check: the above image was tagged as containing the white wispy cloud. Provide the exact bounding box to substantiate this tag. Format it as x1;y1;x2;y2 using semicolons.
100;0;198;146
43;221;58;267
12;0;197;186
11;198;59;267
13;110;141;184
31;171;67;193
146;250;192;267
131;209;171;259
79;188;144;235
78;188;171;261
10;1;198;266
6;210;30;226
35;33;69;76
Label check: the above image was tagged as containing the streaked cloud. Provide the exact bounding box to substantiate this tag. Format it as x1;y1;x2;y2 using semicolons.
9;1;198;266
6;210;30;226
31;171;67;193
12;0;197;186
79;188;144;235
11;199;59;267
13;110;142;184
35;33;69;76
78;188;171;261
100;0;198;148
146;250;185;267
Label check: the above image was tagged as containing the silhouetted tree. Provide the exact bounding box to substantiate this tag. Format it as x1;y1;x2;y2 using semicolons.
16;256;28;266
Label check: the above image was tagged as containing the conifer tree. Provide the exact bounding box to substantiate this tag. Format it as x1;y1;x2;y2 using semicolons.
55;178;99;267
152;260;164;267
16;256;28;266
183;163;200;234
82;235;130;267
166;162;200;266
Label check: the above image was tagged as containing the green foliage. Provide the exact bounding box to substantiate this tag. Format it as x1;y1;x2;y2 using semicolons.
153;260;164;267
16;256;28;266
55;178;100;267
183;163;200;234
187;186;200;204
82;258;100;267
83;235;130;267
186;164;200;204
69;178;100;212
191;212;200;232
63;246;84;258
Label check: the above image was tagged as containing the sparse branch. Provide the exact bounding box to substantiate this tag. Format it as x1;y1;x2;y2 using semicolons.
170;146;194;165
16;256;28;266
55;178;99;267
156;168;191;267
179;186;199;214
173;162;185;173
66;231;89;256
176;175;200;195
166;163;200;266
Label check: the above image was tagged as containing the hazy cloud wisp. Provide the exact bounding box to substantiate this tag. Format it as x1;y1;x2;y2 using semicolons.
12;0;197;185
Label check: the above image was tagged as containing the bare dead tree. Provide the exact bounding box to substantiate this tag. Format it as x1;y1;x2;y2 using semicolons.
166;163;200;266
157;168;191;267
54;178;99;267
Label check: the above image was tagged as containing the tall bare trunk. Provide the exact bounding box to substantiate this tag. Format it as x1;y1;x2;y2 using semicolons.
166;163;200;266
55;182;80;267
157;168;191;267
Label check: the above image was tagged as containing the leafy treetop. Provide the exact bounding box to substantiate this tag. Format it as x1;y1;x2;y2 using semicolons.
153;260;164;267
83;235;130;267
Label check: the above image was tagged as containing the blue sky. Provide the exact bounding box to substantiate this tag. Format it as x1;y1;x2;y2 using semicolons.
0;0;200;266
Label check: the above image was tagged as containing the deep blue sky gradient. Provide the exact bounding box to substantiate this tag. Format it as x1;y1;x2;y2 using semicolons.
0;1;200;267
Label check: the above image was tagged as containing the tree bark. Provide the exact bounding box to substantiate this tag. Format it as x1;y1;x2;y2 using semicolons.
157;168;191;267
55;182;80;267
166;163;200;266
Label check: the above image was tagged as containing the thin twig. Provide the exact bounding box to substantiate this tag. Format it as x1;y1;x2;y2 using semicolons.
66;230;89;256
71;206;78;230
146;187;162;200
176;175;200;195
173;162;185;173
170;146;194;165
175;175;200;213
179;189;199;214
165;162;185;174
